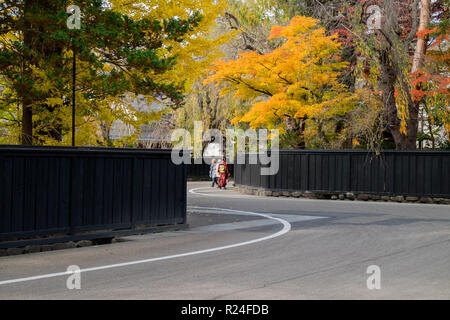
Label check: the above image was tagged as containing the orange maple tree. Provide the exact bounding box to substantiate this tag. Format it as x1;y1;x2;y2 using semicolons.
204;16;357;140
412;27;450;141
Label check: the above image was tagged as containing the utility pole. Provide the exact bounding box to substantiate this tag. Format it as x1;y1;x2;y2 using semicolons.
72;48;76;147
67;5;81;147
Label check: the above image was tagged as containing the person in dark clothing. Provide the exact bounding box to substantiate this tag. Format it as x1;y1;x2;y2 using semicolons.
209;158;218;187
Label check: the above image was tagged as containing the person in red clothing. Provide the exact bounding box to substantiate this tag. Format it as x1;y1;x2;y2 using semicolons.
217;158;230;189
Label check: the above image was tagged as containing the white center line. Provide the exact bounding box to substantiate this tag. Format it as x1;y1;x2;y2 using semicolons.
0;205;291;286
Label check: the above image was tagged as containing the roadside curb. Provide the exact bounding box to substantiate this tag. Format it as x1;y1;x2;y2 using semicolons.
234;185;450;205
0;224;188;256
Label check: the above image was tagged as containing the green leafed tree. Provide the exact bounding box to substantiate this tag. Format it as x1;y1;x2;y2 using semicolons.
0;0;202;145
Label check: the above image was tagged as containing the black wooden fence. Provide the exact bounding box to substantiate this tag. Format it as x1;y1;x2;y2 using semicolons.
234;150;450;198
0;146;187;248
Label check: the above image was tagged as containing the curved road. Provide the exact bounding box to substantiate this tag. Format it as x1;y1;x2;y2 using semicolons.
0;181;449;299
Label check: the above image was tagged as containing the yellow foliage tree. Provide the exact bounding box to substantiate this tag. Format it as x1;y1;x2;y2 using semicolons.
0;0;230;147
205;16;357;147
110;0;230;91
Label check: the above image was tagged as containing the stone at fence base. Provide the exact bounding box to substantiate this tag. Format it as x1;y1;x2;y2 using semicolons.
6;247;24;256
357;194;369;201
0;249;8;257
24;245;41;254
67;241;77;248
51;243;66;251
77;240;93;248
51;242;77;251
234;186;449;205
40;245;53;252
419;197;433;204
390;196;404;202
433;198;446;204
303;191;315;199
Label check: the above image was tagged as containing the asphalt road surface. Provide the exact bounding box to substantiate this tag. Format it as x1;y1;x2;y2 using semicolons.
0;181;449;299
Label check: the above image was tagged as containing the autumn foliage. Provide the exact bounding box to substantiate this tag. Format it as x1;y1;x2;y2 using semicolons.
205;16;357;138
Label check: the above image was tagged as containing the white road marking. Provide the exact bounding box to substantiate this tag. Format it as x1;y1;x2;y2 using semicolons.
188;207;325;233
0;207;291;286
189;187;312;201
189;187;262;200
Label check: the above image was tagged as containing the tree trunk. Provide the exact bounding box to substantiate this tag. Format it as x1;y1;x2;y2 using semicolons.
21;105;33;145
379;0;430;150
21;0;36;145
379;49;402;149
405;0;431;150
284;116;306;149
411;0;431;74
20;0;64;145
